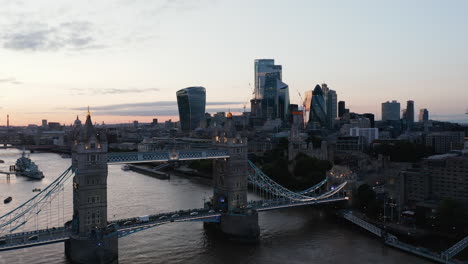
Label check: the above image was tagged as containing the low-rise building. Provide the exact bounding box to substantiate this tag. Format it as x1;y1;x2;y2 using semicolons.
425;131;464;154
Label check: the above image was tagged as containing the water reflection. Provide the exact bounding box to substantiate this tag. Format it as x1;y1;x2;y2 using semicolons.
0;149;430;264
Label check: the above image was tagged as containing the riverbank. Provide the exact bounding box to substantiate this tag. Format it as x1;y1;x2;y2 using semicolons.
338;210;468;263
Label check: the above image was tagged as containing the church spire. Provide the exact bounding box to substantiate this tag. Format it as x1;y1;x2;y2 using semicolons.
87;106;91;117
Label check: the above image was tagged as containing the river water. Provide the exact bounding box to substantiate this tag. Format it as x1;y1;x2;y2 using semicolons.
0;149;431;264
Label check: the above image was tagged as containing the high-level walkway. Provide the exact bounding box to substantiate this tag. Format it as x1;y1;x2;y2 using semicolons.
107;150;229;164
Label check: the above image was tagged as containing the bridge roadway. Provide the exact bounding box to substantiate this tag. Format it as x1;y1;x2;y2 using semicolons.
107;149;230;164
0;227;70;251
0;197;349;251
0;208;222;251
250;196;348;212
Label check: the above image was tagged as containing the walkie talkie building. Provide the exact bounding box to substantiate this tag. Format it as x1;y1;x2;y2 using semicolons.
176;87;206;132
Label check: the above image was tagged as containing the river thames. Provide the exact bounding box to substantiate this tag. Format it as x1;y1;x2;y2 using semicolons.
0;149;431;264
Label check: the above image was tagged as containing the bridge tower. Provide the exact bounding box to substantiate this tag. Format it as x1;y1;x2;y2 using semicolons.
65;110;118;264
209;113;259;240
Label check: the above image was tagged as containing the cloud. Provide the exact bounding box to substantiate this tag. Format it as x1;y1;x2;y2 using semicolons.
0;77;22;84
70;88;160;95
66;100;243;116
431;114;468;124
1;21;101;51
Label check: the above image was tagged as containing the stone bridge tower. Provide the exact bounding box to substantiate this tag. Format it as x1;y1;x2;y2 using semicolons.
209;113;259;240
65;110;118;264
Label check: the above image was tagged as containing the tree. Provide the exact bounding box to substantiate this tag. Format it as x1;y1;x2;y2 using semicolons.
292;153;331;189
435;198;468;233
372;141;433;162
354;184;380;218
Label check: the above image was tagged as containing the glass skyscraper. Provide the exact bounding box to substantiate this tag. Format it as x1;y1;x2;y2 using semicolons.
381;100;401;121
176;87;206;132
309;85;327;127
253;59;289;121
304;84;334;128
322;83;337;129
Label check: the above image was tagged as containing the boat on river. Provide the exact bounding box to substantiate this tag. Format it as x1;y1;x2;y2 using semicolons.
4;197;12;204
15;151;44;179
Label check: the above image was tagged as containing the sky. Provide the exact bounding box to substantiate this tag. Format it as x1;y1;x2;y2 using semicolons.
0;0;467;126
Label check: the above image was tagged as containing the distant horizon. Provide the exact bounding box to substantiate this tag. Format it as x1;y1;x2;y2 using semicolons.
0;108;467;127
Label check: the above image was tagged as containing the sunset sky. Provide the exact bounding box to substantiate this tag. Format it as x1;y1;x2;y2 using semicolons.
0;0;467;126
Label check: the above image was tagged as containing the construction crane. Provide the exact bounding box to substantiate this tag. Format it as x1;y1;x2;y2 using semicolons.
242;83;255;113
297;90;307;125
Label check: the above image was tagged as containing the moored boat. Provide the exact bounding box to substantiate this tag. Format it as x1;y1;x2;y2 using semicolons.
4;197;12;204
15;151;44;179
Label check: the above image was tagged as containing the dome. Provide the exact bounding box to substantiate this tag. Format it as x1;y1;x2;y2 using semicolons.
312;84;323;96
226;112;233;119
312;84;323;95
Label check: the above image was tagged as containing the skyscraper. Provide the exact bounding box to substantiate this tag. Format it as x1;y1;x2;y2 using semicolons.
322;83;337;129
381;100;400;121
363;113;375;128
307;85;327;127
252;59;289;121
254;59;280;99
176;87;206;133
419;108;429;122
338;101;346;118
406;100;414;125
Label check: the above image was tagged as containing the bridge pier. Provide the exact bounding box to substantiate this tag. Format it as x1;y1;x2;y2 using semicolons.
218;212;259;241
65;235;118;264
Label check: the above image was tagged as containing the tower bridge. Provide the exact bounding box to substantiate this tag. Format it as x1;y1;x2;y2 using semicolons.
0;112;350;263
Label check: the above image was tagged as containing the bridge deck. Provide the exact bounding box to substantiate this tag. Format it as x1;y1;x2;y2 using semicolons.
0;227;70;251
252;196;348;212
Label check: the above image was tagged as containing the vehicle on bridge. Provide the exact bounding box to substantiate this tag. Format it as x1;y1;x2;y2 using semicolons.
28;235;39;241
138;215;150;223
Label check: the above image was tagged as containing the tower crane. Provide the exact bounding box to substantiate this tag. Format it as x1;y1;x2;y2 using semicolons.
297;90;307;125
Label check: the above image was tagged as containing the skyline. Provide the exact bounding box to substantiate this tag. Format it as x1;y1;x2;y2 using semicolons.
1;0;468;125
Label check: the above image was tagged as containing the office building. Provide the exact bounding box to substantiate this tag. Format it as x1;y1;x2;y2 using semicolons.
176;86;206;133
423;151;468;204
322;83;337;129
419;109;429;122
401;151;468;205
405;100;414;125
252;59;289;121
350;127;379;146
307;85;327;127
425;131;465;154
338;101;346;118
381;100;400;121
362;113;375;128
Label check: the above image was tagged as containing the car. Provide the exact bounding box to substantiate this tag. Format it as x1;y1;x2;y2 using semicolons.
159;216;168;220
246;205;253;209
123;221;133;226
208;209;215;213
262;203;269;207
171;214;179;218
28;235;39;241
190;212;198;216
